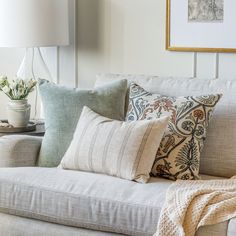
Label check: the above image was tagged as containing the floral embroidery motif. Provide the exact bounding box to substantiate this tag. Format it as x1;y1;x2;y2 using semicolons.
126;83;222;180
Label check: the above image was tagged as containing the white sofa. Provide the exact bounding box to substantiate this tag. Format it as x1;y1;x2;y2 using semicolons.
0;75;236;236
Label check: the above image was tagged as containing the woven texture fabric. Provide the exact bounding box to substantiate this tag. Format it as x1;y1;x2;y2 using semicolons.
0;213;121;236
96;74;236;178
38;79;127;167
0;206;233;236
61;106;169;183
0;167;230;236
0;135;42;167
155;178;236;236
0;167;171;236
126;83;221;180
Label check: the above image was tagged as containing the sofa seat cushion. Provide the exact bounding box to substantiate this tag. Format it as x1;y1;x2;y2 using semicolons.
0;167;227;236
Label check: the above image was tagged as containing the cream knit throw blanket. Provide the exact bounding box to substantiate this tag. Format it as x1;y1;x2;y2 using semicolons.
154;178;236;236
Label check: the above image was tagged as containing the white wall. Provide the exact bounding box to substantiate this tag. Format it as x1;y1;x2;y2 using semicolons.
77;0;236;89
1;0;236;118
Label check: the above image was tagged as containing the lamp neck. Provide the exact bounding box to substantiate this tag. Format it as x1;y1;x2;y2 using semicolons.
17;47;53;82
16;47;53;120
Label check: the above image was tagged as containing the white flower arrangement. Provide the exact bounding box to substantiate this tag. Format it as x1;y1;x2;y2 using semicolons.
0;76;37;100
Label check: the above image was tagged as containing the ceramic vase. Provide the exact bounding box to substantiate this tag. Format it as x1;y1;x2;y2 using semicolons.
7;99;31;127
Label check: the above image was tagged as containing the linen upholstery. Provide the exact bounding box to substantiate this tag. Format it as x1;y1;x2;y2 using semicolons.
61;106;169;183
196;223;229;236
96;74;236;178
0;213;232;236
0;135;42;167
0;213;121;236
0;167;171;236
0;167;229;236
38;79;127;167
228;218;236;236
126;83;221;180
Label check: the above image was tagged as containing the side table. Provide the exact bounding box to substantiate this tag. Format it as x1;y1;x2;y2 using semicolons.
0;122;45;137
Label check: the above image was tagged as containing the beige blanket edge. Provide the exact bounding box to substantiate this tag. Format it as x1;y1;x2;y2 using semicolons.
154;177;236;236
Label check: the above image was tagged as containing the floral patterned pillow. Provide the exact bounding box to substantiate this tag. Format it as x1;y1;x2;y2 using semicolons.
126;83;222;180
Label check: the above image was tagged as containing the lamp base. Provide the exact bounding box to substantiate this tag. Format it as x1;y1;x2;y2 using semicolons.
17;48;53;120
17;48;53;81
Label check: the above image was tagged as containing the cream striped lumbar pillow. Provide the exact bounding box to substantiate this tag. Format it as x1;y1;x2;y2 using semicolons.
60;106;169;183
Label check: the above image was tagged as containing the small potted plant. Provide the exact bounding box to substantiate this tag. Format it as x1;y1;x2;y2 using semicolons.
0;76;37;127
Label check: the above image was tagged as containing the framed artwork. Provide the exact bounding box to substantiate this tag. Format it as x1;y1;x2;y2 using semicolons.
166;0;236;52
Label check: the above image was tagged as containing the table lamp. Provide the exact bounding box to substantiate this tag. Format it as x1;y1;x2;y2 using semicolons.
0;0;69;119
0;0;69;81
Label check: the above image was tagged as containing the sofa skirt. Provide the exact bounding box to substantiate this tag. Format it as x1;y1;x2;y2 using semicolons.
0;213;122;236
0;212;235;236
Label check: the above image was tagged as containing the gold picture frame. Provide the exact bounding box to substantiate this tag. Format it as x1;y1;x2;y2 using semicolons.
166;0;236;53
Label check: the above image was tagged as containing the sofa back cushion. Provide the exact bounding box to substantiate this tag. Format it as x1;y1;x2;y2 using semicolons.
96;74;236;178
38;79;127;167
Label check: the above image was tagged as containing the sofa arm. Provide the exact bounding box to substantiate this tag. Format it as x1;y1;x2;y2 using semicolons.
0;135;42;167
229;218;236;236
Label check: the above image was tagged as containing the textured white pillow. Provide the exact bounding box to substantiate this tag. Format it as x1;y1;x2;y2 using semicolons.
61;106;169;183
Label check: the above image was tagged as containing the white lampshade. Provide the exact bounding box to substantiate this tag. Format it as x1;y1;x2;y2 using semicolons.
0;0;69;47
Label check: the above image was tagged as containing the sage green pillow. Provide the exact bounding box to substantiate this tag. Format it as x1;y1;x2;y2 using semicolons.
37;79;127;167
